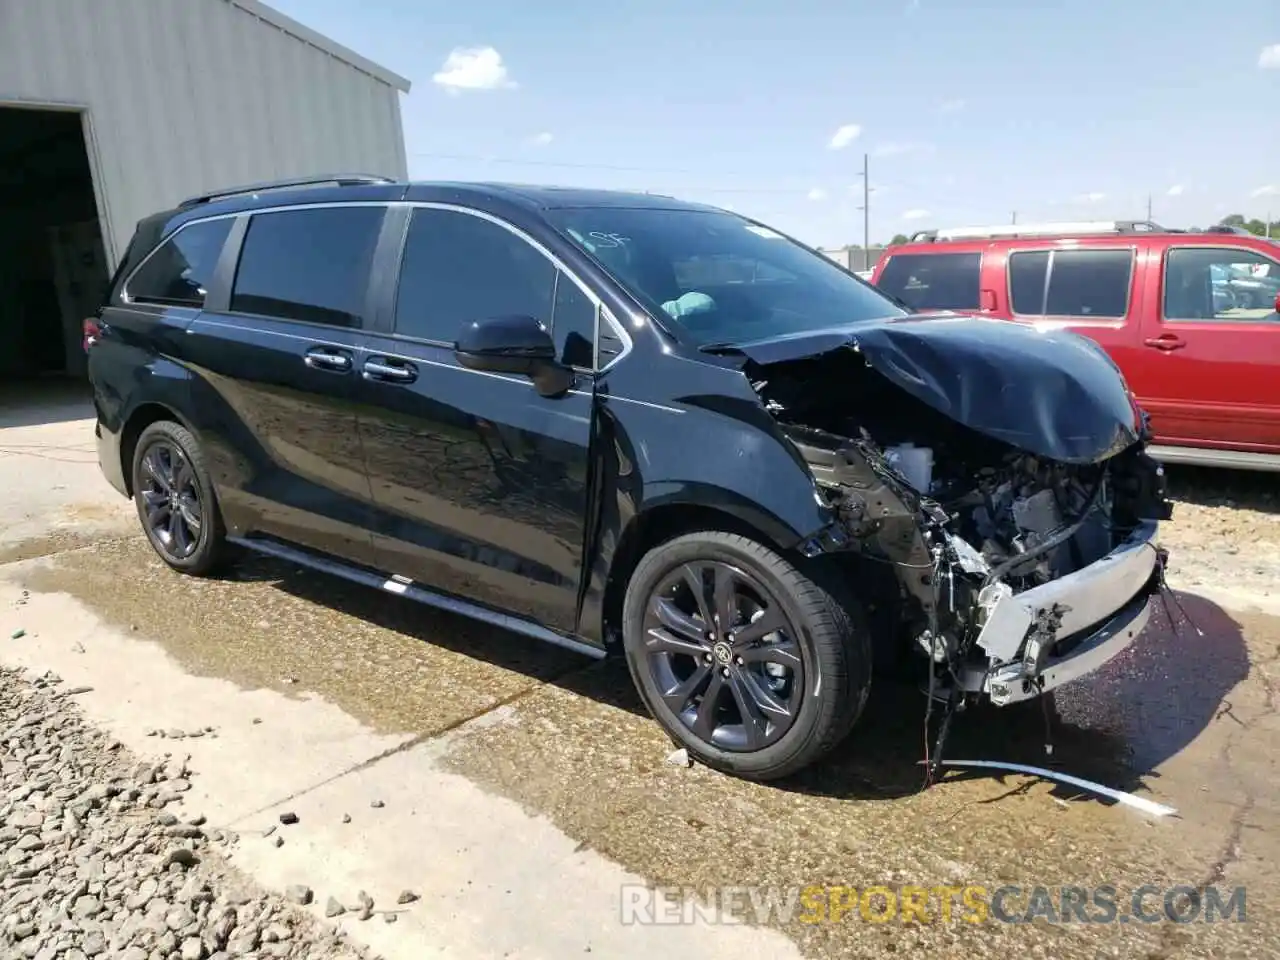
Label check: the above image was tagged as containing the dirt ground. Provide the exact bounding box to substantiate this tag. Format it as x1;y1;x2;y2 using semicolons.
2;401;1278;959
1160;466;1280;605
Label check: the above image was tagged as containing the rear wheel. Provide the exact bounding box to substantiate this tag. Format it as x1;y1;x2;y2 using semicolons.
131;421;229;576
621;531;871;780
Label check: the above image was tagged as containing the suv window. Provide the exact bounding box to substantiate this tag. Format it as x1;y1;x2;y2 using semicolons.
229;207;384;327
1165;247;1280;322
394;208;568;350
551;273;596;368
1044;249;1133;318
126;218;234;307
1008;251;1050;314
876;253;981;311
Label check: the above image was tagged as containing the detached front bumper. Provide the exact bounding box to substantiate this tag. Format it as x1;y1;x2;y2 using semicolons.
962;520;1163;706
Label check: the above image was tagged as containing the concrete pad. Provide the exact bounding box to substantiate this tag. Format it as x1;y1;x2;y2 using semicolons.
0;411;134;551
0;576;801;960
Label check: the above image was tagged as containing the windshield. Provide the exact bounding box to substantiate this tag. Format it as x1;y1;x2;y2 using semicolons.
548;207;908;347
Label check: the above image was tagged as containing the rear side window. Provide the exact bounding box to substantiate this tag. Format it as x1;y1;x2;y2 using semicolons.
1008;251;1050;314
126;218;234;307
230;207;384;327
876;253;981;311
1044;249;1133;318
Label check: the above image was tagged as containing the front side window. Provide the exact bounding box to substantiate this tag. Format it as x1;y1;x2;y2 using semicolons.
876;252;982;312
230;206;384;327
394;209;557;345
1165;247;1280;323
1043;249;1133;318
551;272;596;368
548;207;906;347
127;218;234;307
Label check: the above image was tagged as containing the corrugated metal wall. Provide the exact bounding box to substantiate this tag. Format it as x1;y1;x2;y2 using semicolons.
0;0;408;266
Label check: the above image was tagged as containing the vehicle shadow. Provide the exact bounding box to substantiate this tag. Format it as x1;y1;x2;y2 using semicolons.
1165;464;1279;516
226;553;1249;807
221;550;649;705
787;590;1251;805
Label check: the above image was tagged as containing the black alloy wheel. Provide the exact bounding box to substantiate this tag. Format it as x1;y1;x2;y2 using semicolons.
622;531;871;780
138;440;203;561
642;560;804;751
131;420;229;576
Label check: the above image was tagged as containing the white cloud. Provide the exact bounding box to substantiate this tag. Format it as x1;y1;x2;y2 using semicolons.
828;124;862;150
938;99;966;114
1166;184;1185;197
901;209;930;220
807;187;827;201
432;46;516;92
1252;184;1280;197
1074;191;1107;203
1259;44;1280;68
526;131;554;146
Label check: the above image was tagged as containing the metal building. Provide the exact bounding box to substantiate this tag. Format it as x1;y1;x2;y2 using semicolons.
0;0;409;382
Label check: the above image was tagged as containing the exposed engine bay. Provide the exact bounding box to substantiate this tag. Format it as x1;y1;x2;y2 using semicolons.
748;346;1173;717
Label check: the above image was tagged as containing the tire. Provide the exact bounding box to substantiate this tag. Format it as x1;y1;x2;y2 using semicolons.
621;531;872;781
131;421;230;576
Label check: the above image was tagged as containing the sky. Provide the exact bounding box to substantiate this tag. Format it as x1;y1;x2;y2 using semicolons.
268;0;1280;248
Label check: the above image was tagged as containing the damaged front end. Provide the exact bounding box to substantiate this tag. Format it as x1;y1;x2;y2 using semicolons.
731;317;1174;710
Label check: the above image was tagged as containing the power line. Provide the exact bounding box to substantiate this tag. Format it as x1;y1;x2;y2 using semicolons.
408;149;763;178
405;148;924;201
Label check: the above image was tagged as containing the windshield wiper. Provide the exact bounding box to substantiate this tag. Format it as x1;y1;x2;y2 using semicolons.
698;341;743;354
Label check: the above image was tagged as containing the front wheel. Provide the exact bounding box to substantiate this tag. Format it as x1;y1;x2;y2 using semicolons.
131;421;229;576
621;531;871;780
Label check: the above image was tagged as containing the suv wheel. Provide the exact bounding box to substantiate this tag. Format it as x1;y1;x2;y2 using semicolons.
131;421;229;576
621;531;871;780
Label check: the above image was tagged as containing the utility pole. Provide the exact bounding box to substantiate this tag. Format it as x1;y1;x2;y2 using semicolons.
855;153;870;269
1011;211;1017;225
1146;194;1153;221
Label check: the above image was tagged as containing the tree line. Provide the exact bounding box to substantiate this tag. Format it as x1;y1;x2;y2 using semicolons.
1220;214;1279;237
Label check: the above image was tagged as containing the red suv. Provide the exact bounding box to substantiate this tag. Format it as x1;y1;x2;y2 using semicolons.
870;221;1280;470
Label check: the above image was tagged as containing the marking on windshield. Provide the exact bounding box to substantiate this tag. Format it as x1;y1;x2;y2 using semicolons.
744;225;783;239
588;232;631;248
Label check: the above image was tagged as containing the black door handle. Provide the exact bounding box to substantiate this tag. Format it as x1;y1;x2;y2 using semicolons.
304;347;353;372
363;357;418;384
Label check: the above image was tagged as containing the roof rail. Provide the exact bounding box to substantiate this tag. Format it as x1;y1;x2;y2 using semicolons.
910;220;1167;242
178;174;397;209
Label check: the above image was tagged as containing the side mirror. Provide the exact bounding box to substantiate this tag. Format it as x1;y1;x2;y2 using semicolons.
1274;292;1280;315
454;315;572;397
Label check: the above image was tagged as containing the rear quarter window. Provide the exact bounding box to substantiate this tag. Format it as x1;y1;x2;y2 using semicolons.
125;218;234;308
876;252;981;311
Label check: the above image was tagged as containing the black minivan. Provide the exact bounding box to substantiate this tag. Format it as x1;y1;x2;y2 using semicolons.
87;176;1170;780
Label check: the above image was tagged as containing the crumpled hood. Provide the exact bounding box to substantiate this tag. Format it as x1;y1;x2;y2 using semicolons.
725;314;1141;463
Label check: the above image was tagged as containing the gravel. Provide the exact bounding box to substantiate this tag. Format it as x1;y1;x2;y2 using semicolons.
0;666;376;960
1163;467;1280;598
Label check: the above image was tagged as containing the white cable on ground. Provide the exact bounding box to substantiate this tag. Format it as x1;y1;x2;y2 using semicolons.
933;759;1179;818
